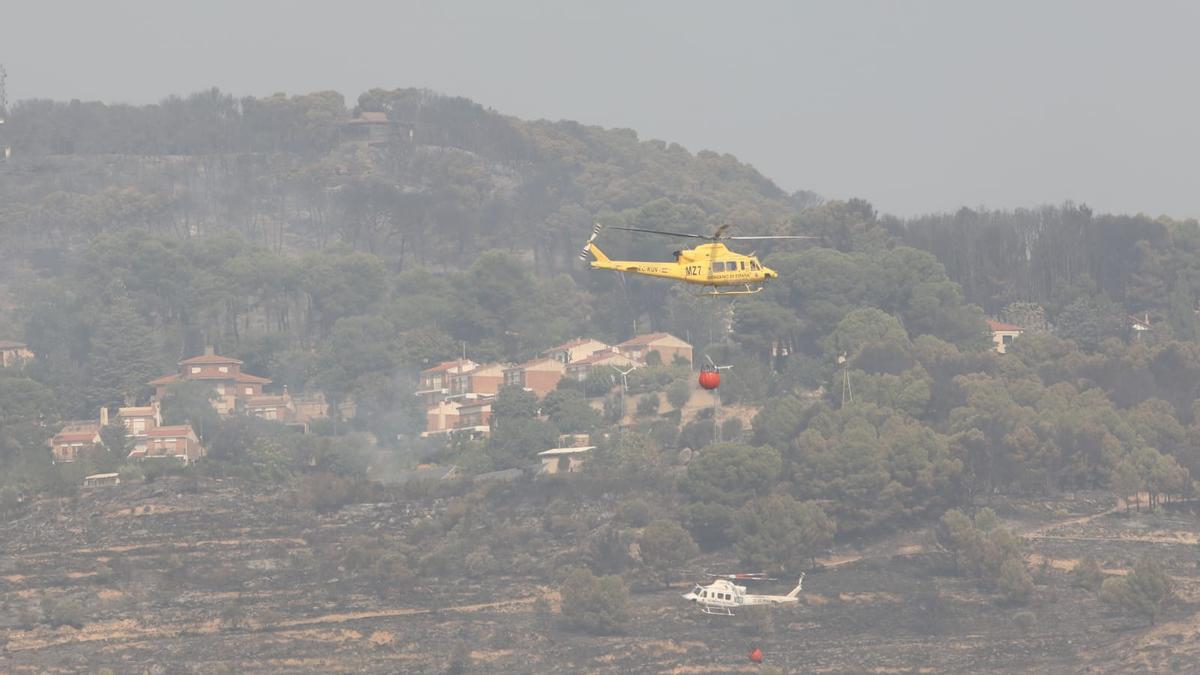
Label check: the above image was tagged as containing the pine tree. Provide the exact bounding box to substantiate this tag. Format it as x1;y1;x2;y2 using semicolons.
84;297;161;410
1120;558;1173;626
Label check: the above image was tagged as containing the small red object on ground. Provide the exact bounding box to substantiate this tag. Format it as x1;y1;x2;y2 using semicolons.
748;647;763;663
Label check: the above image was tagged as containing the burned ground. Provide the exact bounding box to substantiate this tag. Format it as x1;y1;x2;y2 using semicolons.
2;478;1199;673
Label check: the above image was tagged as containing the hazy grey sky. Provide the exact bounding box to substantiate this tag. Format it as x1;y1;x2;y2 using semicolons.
7;1;1200;218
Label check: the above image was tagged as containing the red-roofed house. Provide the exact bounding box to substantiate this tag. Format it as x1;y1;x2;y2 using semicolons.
148;346;271;415
342;111;411;145
292;392;337;423
130;425;205;463
50;425;102;463
1128;313;1153;341
565;349;640;381
117;402;162;455
246;389;336;431
541;338;609;365
503;357;566;398
616;333;693;366
987;320;1023;354
422;395;494;439
246;392;295;423
49;408;109;463
0;340;34;368
456;397;494;430
447;362;506;399
416;360;478;407
423;399;462;437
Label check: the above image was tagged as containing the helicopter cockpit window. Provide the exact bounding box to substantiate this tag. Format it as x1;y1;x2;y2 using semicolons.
740;261;746;270
750;260;760;270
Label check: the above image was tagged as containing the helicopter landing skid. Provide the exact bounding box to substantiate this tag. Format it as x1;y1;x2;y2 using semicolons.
697;284;763;297
699;605;736;616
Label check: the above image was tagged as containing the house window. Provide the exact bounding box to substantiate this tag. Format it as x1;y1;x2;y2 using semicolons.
191;367;201;374
245;387;253;395
218;366;228;373
1002;335;1014;345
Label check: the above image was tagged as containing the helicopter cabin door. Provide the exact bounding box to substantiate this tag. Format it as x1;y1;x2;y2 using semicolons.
711;259;749;283
710;260;731;283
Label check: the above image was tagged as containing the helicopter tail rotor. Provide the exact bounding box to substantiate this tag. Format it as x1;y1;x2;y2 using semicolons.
579;223;603;262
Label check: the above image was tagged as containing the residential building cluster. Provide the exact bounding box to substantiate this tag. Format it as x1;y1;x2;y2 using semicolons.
50;404;206;465
48;346;337;465
418;332;693;438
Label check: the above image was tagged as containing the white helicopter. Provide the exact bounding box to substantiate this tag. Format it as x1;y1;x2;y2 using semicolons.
682;573;805;616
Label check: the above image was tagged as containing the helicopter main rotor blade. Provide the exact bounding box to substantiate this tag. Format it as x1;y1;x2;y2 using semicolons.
726;235;819;240
610;226;712;240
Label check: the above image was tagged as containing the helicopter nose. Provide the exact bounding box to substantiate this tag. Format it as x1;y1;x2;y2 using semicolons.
764;268;778;280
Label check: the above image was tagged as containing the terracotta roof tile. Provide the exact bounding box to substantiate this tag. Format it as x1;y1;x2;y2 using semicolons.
541;338;606;354
986;320;1022;332
53;430;100;443
147;425;197;438
570;349;637;367
617;332;682;347
234;372;271;384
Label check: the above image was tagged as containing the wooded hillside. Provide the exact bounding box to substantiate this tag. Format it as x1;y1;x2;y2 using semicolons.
2;85;1199;545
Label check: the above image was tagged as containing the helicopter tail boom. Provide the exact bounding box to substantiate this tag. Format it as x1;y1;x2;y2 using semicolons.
582;241;612;265
581;241;686;280
787;573;805;599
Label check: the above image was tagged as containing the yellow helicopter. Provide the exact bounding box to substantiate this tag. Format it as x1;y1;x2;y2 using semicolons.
579;223;813;295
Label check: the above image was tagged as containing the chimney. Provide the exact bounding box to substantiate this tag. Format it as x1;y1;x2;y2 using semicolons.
100;407;109;427
204;345;215;356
